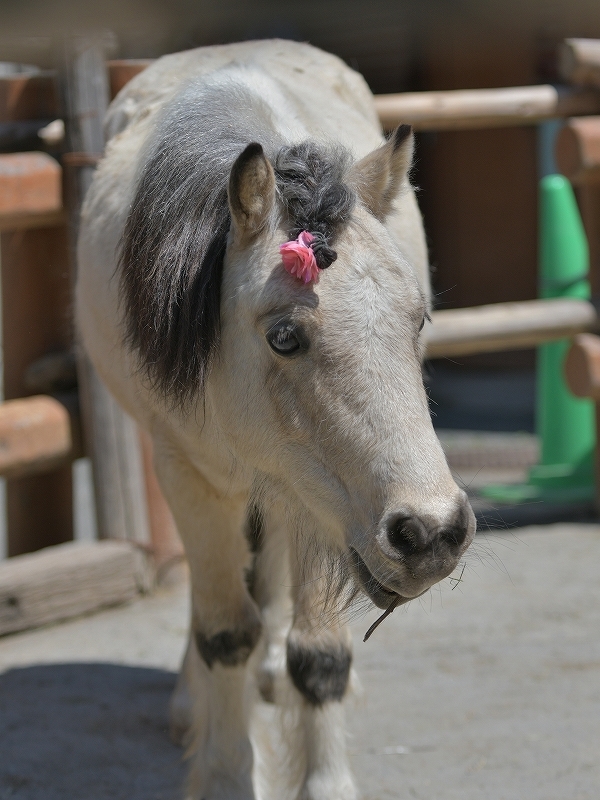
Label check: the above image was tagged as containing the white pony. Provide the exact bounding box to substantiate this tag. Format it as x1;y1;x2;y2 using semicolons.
77;40;475;800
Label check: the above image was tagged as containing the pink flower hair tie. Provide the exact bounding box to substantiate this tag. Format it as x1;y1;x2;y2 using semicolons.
279;231;320;284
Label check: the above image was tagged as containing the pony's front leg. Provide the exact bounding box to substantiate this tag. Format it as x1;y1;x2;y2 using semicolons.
286;548;357;800
154;442;261;800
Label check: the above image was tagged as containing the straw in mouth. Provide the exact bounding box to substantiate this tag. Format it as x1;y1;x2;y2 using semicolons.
363;595;400;642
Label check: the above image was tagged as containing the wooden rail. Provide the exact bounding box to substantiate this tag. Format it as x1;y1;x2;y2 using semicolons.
0;152;65;230
0;539;150;635
0;152;60;214
560;39;600;90
61;34;152;549
0;395;79;478
374;85;600;131
426;299;597;359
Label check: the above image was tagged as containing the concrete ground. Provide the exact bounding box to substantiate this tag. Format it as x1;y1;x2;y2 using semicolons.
1;524;600;800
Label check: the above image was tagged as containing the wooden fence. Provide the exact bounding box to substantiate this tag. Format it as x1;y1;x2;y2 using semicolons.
1;37;600;635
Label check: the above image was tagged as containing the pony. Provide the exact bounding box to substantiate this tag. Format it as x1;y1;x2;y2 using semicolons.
76;39;475;800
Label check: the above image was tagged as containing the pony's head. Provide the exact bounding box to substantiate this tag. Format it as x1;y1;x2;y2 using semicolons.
121;123;474;610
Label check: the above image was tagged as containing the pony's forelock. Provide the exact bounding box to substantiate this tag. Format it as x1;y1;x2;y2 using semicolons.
275;142;355;270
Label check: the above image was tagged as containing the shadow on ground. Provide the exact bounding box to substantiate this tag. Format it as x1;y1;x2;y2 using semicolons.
0;663;186;800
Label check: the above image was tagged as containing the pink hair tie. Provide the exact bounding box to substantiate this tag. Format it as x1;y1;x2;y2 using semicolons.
279;231;320;284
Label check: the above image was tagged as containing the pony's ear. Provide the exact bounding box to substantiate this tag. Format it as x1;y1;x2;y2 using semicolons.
228;142;276;242
349;125;413;220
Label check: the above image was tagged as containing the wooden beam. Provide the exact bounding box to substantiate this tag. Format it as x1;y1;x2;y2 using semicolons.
564;333;600;399
374;85;600;131
0;73;58;122
426;298;597;359
555;117;600;184
0;539;149;636
107;59;154;99
0;395;81;479
577;183;600;299
0;152;61;217
564;332;600;506
59;34;151;547
560;38;600;90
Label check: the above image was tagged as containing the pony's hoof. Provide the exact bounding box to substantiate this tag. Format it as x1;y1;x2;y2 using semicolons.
298;773;358;800
168;690;193;747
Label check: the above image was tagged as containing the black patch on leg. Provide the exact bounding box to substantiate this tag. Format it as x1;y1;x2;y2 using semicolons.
195;620;262;669
286;639;352;706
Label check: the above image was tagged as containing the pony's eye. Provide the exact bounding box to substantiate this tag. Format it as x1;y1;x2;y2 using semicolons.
419;312;430;332
267;324;304;356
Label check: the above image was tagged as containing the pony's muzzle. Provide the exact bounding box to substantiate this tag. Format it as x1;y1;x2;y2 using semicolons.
363;494;476;596
381;501;472;560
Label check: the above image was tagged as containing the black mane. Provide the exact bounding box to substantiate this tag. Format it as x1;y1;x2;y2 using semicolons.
119;82;355;408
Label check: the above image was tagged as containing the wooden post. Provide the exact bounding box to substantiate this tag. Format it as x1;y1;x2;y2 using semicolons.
556;117;600;185
555;117;600;295
565;333;600;508
0;74;69;559
556;114;600;504
565;334;600;398
58;34;150;546
560;39;600;90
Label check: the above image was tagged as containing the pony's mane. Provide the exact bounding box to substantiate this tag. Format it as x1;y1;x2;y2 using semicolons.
119;78;355;408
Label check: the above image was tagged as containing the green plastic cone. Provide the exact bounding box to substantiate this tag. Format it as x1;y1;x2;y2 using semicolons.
483;175;596;504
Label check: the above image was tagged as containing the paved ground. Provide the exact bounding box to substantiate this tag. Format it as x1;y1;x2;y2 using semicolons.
1;524;600;800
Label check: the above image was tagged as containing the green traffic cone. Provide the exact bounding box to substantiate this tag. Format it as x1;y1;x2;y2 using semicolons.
482;174;596;504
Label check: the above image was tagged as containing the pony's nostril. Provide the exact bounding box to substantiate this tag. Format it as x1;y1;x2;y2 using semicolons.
384;510;471;559
386;514;430;557
440;524;469;548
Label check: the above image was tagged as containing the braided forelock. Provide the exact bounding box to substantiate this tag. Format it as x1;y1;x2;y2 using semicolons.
274;141;355;269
